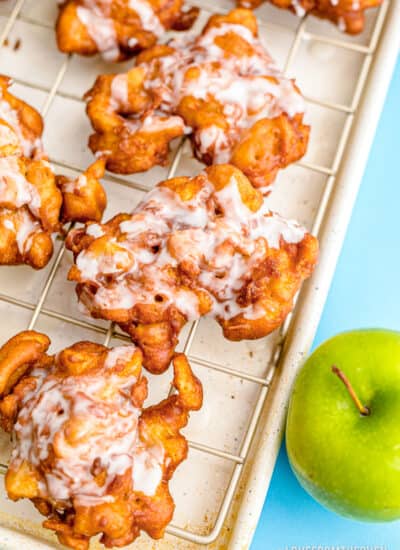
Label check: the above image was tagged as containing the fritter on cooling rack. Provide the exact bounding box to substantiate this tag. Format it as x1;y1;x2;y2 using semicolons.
0;330;202;549
237;0;381;34
56;0;199;62
0;76;107;269
85;8;309;193
66;164;319;374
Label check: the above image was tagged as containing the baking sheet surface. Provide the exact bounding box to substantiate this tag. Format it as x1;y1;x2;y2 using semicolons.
0;0;396;547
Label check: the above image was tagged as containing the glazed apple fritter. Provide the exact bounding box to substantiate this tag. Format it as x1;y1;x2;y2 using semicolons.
0;330;202;549
56;0;199;62
237;0;381;34
85;8;309;193
0;76;107;269
66;164;318;374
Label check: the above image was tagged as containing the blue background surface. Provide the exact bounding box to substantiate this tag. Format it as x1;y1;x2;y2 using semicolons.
251;56;400;550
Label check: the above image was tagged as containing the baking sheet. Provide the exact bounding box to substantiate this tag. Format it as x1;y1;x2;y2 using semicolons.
0;0;398;548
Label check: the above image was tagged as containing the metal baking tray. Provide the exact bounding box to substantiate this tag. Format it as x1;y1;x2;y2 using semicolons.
0;0;398;548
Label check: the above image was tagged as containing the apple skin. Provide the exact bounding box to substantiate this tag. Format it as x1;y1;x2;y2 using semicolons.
286;329;400;522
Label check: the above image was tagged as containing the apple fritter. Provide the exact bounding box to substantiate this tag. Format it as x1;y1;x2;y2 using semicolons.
0;76;107;268
237;0;381;34
66;164;318;374
85;8;309;193
56;0;199;62
0;330;202;550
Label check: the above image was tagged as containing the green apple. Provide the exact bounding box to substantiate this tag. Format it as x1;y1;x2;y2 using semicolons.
286;329;400;521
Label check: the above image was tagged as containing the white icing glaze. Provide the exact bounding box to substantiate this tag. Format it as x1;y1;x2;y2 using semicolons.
0;154;45;263
108;19;305;166
86;223;105;238
128;0;164;37
110;74;129;110
338;16;346;31
196;125;230;164
15;209;41;254
11;346;164;507
291;0;306;17
0;122;20;150
0;94;52;260
125;113;186;135
104;344;138;369
74;172;307;322
132;445;163;495
0;207;43;256
2;218;14;231
0;157;41;214
0;97;43;158
61;174;88;194
77;4;120;61
77;0;164;61
128;36;138;48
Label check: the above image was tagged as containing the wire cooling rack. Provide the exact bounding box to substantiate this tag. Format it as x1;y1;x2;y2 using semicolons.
0;0;394;547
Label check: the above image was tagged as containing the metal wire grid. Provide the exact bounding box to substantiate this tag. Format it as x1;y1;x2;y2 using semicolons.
0;0;390;545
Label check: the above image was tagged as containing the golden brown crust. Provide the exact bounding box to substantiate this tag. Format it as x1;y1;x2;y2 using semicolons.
0;331;50;397
0;76;107;269
0;75;44;159
85;9;309;192
85;65;185;174
230;114;310;190
0;331;202;549
0;145;61;268
0;210;53;269
237;0;382;34
66;164;318;373
58;158;107;224
56;0;198;61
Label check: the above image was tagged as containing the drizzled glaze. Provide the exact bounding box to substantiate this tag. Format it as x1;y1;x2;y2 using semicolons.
77;4;120;61
108;19;305;165
128;0;164;36
76;0;164;61
11;344;164;506
73;170;307;323
0;79;107;268
60;173;88;194
0;156;42;215
0;93;43;159
291;0;306;16
0;84;48;253
0;208;43;255
0;113;45;256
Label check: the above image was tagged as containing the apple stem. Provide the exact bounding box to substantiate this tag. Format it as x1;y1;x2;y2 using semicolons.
331;365;370;416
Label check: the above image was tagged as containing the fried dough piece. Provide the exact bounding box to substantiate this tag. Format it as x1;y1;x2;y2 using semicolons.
85;8;309;193
56;0;199;62
0;207;56;269
0;120;62;267
0;330;202;550
57;158;107;223
238;0;381;34
0;75;44;159
0;76;107;268
66;164;318;373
